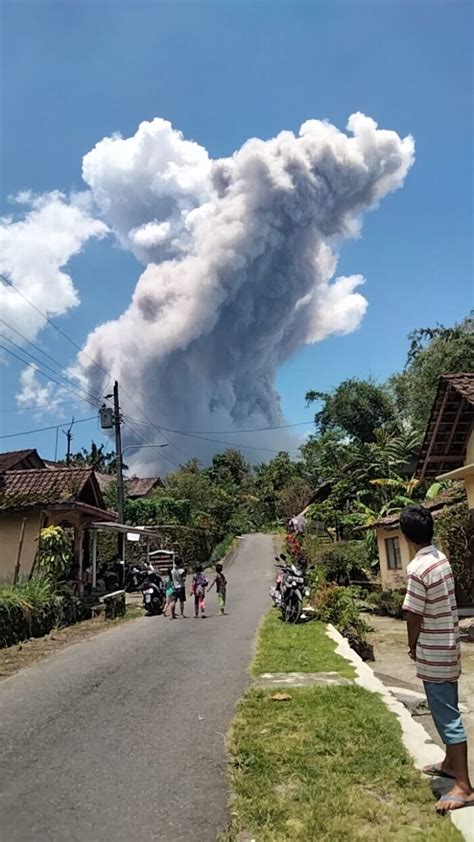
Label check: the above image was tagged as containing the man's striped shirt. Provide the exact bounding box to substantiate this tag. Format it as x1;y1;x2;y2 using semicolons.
402;545;461;683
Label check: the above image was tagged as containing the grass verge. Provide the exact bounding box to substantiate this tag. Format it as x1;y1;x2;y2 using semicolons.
224;611;462;841
252;610;354;678
224;685;462;841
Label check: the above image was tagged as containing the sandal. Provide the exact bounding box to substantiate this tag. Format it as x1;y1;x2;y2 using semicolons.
423;764;455;780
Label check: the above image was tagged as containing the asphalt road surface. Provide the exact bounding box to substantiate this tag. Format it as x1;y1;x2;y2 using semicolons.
0;533;274;842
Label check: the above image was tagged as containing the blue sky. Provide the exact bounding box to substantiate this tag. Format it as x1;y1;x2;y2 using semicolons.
1;0;472;465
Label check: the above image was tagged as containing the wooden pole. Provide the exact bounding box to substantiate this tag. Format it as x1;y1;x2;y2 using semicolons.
92;529;98;589
13;517;27;586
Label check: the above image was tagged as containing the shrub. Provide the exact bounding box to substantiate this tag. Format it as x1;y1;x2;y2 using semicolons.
303;538;371;587
0;578;87;649
37;525;72;581
311;584;374;661
435;501;474;606
366;589;406;619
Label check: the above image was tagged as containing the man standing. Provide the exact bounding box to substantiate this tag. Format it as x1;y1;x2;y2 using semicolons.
401;505;474;814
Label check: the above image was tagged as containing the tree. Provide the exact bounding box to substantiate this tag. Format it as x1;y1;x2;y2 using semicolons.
389;315;474;430
207;449;250;487
276;478;313;521
64;441;117;474
306;379;396;443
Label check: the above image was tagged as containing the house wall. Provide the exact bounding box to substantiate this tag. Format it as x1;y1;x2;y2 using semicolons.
0;512;42;582
377;527;417;591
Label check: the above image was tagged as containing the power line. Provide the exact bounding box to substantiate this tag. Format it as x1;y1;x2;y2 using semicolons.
0;334;103;407
126;416;297;454
0;342;103;410
122;419;181;470
1;273;113;385
0;415;98;441
0;400;78;414
129;419;315;435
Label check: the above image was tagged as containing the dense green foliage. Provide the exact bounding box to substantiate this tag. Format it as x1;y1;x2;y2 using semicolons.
0;579;86;649
435;501;474;605
366;589;406;619
79;317;471;571
311;585;373;660
306;378;396;443
37;525;72;581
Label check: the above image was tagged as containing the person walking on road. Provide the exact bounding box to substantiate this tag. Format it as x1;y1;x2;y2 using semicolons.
401;505;474;815
191;565;208;618
163;568;175;618
209;563;227;614
172;560;187;618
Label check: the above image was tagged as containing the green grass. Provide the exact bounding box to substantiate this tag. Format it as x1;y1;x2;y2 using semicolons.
224;685;462;841
252;610;355;678
223;610;463;841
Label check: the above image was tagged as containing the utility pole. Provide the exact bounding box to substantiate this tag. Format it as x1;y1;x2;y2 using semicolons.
113;381;125;558
63;418;74;466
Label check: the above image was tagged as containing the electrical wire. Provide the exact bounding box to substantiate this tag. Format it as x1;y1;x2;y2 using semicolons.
125;416;298;454
1;273;113;385
0;334;103;407
0;343;103;410
0;415;98;440
122;418;182;470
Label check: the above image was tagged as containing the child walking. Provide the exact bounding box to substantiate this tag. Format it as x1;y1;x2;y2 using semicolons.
163;567;176;618
191;565;208;618
209;563;227;615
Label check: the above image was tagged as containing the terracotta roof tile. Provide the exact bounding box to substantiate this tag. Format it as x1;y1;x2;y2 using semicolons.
442;373;474;404
0;468;96;511
0;449;44;472
126;477;163;497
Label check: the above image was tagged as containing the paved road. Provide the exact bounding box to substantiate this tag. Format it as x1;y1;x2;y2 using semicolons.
0;534;274;842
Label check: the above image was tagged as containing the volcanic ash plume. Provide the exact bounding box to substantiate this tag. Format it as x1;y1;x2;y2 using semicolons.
78;113;414;467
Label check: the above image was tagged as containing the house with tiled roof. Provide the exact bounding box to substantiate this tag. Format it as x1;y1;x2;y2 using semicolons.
0;449;45;472
366;373;474;603
0;464;115;582
126;476;164;498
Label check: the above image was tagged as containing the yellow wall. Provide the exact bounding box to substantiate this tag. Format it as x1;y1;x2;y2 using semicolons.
376;527;418;590
0;512;42;583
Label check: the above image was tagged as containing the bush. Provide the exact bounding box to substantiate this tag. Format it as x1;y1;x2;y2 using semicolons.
366;589;405;619
303;538;371;587
0;578;87;649
311;584;374;661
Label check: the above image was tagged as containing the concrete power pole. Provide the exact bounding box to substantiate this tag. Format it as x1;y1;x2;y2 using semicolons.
113;381;125;558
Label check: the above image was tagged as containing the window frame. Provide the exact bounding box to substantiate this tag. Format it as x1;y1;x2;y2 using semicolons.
385;536;402;570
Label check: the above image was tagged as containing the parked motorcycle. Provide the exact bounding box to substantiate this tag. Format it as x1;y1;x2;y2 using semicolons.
142;576;166;616
270;559;309;624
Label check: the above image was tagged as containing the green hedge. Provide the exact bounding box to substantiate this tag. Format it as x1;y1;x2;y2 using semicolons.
0;580;87;649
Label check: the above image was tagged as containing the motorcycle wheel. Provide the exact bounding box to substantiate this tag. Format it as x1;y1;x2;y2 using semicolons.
283;593;302;624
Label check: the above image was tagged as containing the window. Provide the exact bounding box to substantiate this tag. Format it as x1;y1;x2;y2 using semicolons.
385;537;402;570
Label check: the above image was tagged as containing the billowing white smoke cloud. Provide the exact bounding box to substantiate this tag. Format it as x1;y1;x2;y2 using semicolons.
0;191;108;343
76;113;413;468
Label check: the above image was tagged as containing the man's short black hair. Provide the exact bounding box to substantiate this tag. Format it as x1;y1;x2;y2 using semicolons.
399;505;434;545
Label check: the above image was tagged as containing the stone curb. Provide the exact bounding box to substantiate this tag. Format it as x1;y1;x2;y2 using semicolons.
326;624;473;842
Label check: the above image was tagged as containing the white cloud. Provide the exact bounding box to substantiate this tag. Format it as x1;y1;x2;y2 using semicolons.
0;191;108;344
15;364;71;418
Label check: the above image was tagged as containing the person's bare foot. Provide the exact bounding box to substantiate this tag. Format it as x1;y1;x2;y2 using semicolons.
436;785;474;814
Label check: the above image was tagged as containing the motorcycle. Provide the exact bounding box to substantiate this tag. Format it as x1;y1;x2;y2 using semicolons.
142;575;166;616
270;560;309;624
